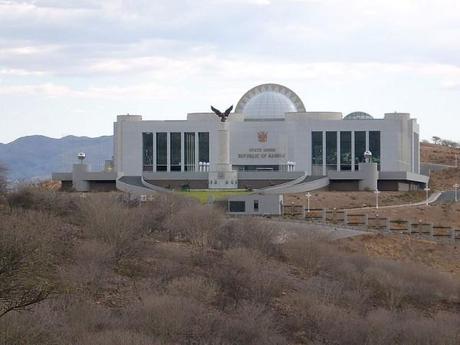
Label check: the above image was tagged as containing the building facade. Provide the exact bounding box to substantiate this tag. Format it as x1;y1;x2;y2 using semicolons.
53;83;428;192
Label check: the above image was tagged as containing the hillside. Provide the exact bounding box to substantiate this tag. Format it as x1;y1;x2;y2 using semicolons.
1;188;459;345
421;142;460;166
0;135;113;181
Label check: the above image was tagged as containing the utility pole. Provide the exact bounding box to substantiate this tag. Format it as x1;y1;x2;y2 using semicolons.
374;189;380;209
305;192;312;213
424;186;431;206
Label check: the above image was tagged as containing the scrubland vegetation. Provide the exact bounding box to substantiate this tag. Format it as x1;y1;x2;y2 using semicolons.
1;185;460;345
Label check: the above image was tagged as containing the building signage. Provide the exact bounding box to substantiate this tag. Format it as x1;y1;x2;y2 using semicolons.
238;148;286;159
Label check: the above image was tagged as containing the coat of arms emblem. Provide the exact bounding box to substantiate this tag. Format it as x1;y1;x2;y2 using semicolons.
257;131;268;143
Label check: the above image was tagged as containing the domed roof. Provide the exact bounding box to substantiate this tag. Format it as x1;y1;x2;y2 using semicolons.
235;83;306;120
344;111;374;120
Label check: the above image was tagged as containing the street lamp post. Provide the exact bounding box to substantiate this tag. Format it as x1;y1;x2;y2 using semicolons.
374;189;380;209
305;192;312;213
454;183;459;202
424;186;431;206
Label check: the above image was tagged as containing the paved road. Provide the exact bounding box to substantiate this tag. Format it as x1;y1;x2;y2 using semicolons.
263;219;370;241
433;190;459;204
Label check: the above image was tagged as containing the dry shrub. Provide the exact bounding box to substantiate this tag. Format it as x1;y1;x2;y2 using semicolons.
214;217;282;257
218;302;287;345
6;185;78;218
73;331;155;345
323;253;459;310
146;242;196;287
212;248;287;307
136;294;216;344
78;194;148;265
60;240;120;297
282;232;332;276
0;210;67;319
141;192;198;234
0;311;56;345
164;203;223;247
0;163;6;195
165;276;219;305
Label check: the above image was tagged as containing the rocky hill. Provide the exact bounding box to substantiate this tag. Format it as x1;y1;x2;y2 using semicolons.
0;135;113;181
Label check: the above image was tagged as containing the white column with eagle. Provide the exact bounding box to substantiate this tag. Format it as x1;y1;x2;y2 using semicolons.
209;105;238;189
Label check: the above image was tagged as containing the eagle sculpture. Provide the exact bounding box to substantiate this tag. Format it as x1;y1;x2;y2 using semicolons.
211;105;233;122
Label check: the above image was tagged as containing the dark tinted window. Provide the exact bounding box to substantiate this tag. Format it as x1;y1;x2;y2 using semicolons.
229;201;245;212
156;132;167;171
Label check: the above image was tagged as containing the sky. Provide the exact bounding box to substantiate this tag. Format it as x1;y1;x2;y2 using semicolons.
1;0;460;143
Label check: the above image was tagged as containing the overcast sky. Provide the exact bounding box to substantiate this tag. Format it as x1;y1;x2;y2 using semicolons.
1;0;460;143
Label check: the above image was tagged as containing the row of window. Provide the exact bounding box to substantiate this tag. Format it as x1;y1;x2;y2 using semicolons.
312;131;381;172
142;132;209;172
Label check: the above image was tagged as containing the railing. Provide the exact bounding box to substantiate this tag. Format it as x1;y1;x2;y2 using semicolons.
282;205;460;243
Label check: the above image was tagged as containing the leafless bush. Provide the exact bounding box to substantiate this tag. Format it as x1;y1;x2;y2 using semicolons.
211;248;287;307
77;194;148;266
163;203;223;247
213;217;282;257
59;240;120;297
165;276;219;305
0;311;56;345
6;185;78;217
217;302;287;345
0;163;6;195
282;232;332;276
135;294;217;344
73;331;156;345
0;210;65;319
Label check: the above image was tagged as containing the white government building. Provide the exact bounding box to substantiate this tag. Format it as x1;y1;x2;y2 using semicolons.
53;83;428;193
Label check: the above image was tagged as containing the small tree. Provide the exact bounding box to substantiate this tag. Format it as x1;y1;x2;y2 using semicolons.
432;136;441;145
0;211;60;319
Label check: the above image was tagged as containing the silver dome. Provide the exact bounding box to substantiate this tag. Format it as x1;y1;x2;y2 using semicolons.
243;91;297;119
235;83;306;120
344;111;374;120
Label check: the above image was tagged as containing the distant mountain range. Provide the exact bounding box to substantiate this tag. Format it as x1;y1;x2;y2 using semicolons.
0;135;113;181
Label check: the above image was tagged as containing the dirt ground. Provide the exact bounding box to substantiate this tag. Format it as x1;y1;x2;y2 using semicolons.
430;167;460;191
339;233;460;279
285;191;426;210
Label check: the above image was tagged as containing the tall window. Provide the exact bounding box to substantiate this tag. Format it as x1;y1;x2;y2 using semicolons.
354;131;366;170
142;132;153;172
369;131;381;168
156;132;167;171
198;132;209;163
340;131;352;171
184;132;196;171
326;131;337;171
311;131;323;175
170;132;182;171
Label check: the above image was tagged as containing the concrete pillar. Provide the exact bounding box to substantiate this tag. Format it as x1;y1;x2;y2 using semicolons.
451;229;456;242
407;222;412;234
364;214;369;228
427;223;433;236
209;121;238;189
358;163;378;191
322;208;327;223
343;210;348;225
385;218;390;232
72;163;90;192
